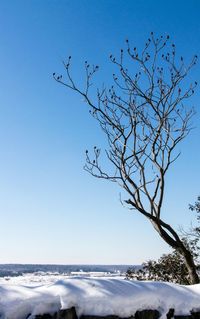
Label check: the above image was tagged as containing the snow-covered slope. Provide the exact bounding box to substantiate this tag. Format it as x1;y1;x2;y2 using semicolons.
0;276;200;319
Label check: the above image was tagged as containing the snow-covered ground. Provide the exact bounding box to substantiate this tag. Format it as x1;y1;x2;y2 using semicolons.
0;273;200;319
0;271;122;286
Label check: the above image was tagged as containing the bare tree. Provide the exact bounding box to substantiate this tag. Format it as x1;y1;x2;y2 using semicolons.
54;33;199;284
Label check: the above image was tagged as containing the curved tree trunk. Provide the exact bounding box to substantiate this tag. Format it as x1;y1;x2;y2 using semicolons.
180;246;200;284
150;218;200;284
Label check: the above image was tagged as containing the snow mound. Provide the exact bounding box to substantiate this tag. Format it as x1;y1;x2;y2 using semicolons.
0;277;200;319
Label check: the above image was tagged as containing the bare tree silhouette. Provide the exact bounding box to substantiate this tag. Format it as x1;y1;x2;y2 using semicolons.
54;33;199;283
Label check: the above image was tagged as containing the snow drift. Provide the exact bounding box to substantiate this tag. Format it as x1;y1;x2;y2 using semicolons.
0;277;200;319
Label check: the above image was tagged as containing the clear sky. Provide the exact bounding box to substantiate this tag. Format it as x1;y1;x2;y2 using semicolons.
0;0;199;265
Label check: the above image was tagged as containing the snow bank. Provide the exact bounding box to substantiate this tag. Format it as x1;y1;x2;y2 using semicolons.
0;277;200;319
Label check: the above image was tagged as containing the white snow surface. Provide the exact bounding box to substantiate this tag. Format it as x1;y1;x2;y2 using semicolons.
0;275;200;319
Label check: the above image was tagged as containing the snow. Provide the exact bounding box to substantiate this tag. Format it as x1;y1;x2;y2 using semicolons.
0;275;200;319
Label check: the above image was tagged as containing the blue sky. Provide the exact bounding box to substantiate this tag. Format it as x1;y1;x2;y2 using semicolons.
0;0;199;264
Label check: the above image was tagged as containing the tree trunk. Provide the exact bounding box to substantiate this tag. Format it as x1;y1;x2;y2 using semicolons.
181;246;200;284
150;219;200;284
